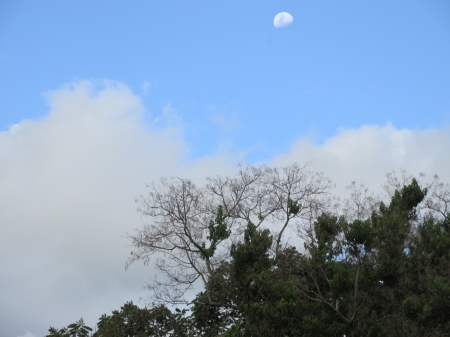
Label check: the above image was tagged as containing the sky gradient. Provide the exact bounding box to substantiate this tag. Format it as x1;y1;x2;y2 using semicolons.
2;1;449;160
1;1;450;336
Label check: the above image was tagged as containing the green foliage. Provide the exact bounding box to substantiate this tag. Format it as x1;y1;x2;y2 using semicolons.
287;198;301;215
47;319;93;337
200;205;231;259
401;212;450;334
312;213;344;260
230;221;272;278
48;179;450;337
201;179;449;336
95;301;194;337
95;301;168;337
192;290;234;337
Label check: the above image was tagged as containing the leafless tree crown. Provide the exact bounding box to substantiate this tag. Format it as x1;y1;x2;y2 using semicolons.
126;163;334;305
126;165;449;306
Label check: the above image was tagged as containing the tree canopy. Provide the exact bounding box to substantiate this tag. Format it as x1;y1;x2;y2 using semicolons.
48;164;450;337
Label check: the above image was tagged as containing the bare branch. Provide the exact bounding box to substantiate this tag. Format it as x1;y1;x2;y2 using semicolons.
126;163;335;305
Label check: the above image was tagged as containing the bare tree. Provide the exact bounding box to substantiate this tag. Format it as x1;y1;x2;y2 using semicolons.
422;174;450;220
126;163;334;306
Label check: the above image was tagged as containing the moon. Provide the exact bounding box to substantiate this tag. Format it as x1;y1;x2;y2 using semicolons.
274;12;293;28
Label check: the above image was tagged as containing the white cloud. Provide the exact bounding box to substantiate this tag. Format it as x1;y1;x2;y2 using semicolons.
152;103;183;129
271;123;450;196
1;80;449;336
0;80;238;336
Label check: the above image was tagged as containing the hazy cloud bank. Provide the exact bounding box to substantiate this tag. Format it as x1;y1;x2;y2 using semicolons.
1;80;448;336
273;124;450;196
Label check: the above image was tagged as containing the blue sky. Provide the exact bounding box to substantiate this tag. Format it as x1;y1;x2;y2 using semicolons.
1;1;449;161
1;1;450;336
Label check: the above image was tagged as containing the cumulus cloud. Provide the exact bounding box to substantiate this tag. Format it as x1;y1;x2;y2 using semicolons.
0;80;238;336
271;123;450;196
1;80;449;336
